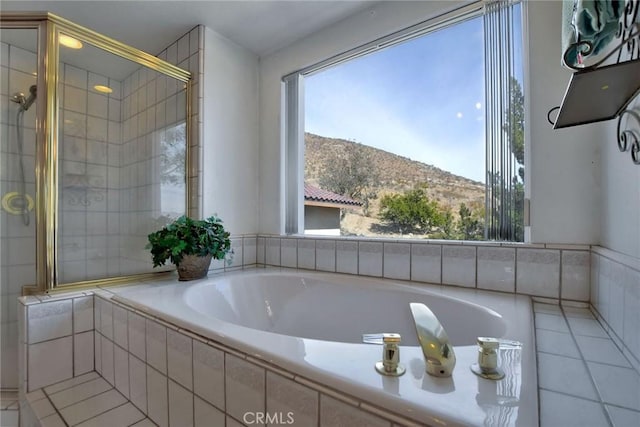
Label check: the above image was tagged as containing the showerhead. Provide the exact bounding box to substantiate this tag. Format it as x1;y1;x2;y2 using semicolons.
23;85;37;111
11;85;37;111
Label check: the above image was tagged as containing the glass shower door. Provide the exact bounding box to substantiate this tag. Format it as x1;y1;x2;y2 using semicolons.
0;27;38;390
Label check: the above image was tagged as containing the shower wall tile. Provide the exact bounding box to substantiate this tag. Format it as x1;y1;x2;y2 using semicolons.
383;243;410;280
193;339;225;410
1;43;7;69
442;245;476;288
195;396;224;427
336;240;358;275
147;366;169;427
9;45;37;74
281;238;297;268
169;379;193;427
129;353;147;414
64;65;87;89
88;92;108;118
320;395;390;427
74;330;94;376
114;344;130;398
359;241;383;277
516;249;560;298
243;236;257;266
0;66;7;97
28;336;73;391
225;354;265;424
297;238;316;270
561;251;590;301
167;329;193;391
63;85;87;113
477;247;515;293
315;239;336;272
112;305;128;350
411;244;441;284
145;319;167;374
623;267;640;364
267;372;318;427
27;299;73;344
101;335;115;386
266;237;281;266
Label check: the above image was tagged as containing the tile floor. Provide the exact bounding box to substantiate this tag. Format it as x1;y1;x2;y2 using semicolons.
1;390;19;427
534;302;640;427
23;371;155;426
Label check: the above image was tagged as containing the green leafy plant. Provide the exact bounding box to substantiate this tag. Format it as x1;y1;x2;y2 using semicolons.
146;215;232;267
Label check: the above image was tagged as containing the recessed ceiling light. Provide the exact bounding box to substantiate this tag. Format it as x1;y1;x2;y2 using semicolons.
601;85;609;90
59;34;83;49
93;85;113;94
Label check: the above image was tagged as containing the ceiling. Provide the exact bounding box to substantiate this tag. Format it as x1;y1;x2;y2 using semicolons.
0;1;377;57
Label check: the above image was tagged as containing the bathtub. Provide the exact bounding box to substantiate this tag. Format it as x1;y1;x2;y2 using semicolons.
114;269;538;426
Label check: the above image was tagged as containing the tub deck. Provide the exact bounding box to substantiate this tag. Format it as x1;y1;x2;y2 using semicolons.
113;268;538;426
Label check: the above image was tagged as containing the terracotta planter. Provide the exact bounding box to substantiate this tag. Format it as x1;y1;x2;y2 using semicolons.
176;254;212;281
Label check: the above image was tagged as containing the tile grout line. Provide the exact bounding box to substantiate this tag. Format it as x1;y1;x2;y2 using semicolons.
45;373;101;398
559;305;615;427
49;383;115;411
40;386;69;427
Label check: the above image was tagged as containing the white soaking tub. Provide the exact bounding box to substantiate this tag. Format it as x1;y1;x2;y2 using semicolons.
114;269;538;426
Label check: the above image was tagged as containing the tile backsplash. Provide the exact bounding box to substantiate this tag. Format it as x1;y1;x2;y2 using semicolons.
17;238;640;426
257;235;591;303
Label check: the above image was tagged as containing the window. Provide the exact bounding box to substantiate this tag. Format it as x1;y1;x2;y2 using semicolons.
284;1;524;241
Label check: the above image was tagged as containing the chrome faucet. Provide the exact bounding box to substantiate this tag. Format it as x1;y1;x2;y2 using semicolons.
410;302;456;377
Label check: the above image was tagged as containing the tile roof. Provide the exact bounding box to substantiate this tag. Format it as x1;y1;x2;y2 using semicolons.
304;184;362;206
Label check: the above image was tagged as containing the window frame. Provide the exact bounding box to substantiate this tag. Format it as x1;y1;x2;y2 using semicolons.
282;0;526;241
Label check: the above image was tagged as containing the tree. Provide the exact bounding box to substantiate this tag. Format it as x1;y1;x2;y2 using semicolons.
504;76;525;182
318;142;378;215
457;202;484;240
378;187;443;234
160;123;186;185
487;77;525;241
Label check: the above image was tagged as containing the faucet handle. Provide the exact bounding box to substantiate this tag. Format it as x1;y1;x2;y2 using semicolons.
478;336;500;350
382;333;401;344
471;336;505;380
374;333;406;377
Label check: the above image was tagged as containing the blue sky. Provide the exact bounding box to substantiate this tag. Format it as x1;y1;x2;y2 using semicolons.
305;9;522;184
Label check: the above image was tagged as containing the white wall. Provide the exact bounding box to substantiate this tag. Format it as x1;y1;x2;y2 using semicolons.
201;27;259;234
599;97;640;259
525;0;602;245
258;0;604;244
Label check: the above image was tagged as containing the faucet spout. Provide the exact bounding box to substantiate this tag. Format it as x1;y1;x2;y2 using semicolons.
410;302;456;377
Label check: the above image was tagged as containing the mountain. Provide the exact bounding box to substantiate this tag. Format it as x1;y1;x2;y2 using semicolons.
304;132;485;210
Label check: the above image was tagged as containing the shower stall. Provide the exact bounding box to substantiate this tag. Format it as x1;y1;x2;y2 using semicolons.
0;13;191;390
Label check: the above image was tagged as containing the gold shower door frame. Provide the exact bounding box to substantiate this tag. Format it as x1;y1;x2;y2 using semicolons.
0;12;192;293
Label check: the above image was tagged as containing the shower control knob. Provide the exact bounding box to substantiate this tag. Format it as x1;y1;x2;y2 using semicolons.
470;336;505;380
375;333;405;377
477;337;499;372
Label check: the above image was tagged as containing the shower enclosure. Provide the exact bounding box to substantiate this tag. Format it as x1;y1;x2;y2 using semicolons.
0;12;191;389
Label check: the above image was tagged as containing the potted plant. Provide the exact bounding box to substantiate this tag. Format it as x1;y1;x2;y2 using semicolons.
147;215;232;281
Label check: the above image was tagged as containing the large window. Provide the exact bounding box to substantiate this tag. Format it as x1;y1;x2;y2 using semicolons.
286;1;524;241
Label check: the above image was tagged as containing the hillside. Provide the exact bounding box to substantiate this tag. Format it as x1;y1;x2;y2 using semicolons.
304;132;485;237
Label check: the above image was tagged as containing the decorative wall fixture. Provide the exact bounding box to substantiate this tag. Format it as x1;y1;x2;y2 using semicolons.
550;0;640;165
617;110;640;164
